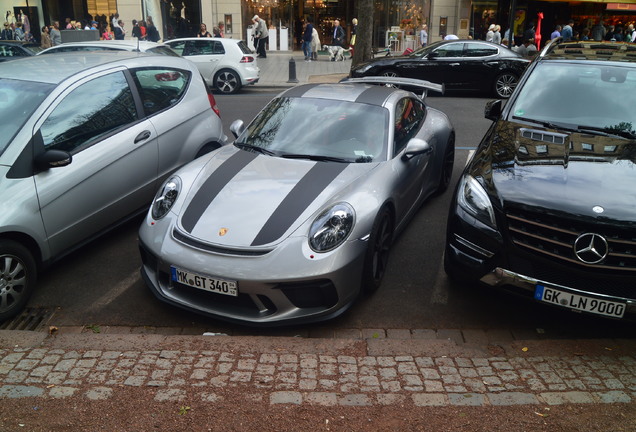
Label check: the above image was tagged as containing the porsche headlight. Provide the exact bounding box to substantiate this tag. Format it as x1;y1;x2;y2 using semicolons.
309;203;355;252
457;175;497;228
151;176;181;220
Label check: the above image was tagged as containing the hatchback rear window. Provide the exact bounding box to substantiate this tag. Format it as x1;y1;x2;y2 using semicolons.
132;68;191;115
0;79;54;156
237;41;252;55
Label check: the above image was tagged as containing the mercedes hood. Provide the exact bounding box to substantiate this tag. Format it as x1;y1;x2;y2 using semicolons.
483;122;636;223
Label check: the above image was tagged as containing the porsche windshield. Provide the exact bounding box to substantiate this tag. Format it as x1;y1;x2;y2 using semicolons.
236;97;390;163
0;79;54;155
509;62;636;137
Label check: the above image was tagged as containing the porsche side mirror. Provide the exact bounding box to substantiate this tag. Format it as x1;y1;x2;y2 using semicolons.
230;119;245;139
402;138;432;160
34;149;72;171
426;51;439;59
484;100;502;122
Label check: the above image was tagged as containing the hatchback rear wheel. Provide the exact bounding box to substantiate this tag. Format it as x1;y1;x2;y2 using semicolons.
214;69;241;94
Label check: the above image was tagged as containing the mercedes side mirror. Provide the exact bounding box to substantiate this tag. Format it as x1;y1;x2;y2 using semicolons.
484;100;502;122
34;149;72;171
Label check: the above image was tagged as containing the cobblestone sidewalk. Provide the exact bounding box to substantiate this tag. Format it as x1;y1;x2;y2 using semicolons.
2;344;635;407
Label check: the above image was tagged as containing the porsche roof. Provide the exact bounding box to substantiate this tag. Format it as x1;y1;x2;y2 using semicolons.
280;83;408;107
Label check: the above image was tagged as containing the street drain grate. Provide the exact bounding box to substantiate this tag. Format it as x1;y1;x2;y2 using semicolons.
0;307;56;332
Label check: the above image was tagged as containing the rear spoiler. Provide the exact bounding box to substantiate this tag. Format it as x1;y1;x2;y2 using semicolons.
340;76;445;99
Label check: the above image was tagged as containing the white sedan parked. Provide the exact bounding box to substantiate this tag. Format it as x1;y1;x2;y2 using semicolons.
164;38;260;94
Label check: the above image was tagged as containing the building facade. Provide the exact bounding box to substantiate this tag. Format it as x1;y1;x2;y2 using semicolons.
5;0;636;51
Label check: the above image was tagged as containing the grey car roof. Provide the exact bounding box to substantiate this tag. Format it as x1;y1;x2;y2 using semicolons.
280;83;403;107
0;51;153;84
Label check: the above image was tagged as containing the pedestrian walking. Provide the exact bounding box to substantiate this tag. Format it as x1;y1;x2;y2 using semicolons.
420;24;428;47
302;18;313;61
252;15;269;58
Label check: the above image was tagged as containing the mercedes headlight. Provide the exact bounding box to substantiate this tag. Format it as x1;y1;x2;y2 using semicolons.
457;175;497;228
151;176;181;220
309;203;355;252
354;63;373;74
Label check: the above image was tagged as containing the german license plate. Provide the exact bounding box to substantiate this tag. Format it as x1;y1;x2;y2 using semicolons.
534;284;625;318
171;267;238;297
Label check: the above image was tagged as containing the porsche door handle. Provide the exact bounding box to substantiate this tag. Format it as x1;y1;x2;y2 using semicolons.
449;63;460;66
134;130;152;144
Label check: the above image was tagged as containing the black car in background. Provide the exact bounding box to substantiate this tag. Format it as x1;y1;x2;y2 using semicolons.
350;40;529;98
0;41;41;62
445;39;636;320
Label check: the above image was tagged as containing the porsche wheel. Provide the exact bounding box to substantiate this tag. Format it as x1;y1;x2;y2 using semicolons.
493;72;518;98
435;134;455;195
214;69;241;94
361;207;394;294
0;240;37;322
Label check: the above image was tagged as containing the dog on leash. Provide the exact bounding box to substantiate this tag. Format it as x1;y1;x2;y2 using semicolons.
324;45;351;61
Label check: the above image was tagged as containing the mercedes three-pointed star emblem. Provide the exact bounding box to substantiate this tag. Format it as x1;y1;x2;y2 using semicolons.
573;233;608;264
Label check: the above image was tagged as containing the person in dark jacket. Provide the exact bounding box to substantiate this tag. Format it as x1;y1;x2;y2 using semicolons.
332;19;345;47
146;16;160;42
302;18;313;61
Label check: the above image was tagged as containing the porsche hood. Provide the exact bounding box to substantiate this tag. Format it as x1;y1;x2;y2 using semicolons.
177;148;377;247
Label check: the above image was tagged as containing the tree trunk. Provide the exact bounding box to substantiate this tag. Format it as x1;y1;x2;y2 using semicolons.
351;0;374;69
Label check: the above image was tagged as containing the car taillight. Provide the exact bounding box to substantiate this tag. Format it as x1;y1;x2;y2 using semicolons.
207;88;221;118
240;56;254;63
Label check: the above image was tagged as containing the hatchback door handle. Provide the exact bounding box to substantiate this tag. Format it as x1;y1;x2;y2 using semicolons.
134;130;152;144
449;63;460;66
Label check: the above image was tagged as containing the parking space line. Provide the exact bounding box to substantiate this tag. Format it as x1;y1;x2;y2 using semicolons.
88;270;139;312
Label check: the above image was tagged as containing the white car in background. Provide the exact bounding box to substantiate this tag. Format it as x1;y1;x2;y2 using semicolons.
38;40;179;57
164;38;260;94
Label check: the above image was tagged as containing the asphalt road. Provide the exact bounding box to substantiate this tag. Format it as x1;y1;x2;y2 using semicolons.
24;91;632;339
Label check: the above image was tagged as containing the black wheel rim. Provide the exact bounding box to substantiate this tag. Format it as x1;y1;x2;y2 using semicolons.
371;214;392;282
442;139;455;187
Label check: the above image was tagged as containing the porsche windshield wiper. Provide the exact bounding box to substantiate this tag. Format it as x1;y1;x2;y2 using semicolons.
576;125;636;139
280;153;350;163
234;143;276;156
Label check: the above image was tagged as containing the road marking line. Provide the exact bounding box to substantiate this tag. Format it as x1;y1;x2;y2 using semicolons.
467;150;475;166
87;270;139;311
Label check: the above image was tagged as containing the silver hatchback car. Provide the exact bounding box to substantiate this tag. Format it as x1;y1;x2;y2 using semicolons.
0;51;226;321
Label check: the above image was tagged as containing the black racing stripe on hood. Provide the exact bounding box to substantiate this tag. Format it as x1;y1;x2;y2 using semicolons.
250;162;349;246
181;150;258;233
354;85;392;106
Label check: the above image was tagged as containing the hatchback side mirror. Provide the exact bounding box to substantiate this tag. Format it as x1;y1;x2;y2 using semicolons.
484;99;502;122
402;138;432;160
230;119;245;139
426;51;439;59
34;149;72;170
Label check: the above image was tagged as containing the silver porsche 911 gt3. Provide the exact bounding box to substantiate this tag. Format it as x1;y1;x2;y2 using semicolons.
139;78;455;325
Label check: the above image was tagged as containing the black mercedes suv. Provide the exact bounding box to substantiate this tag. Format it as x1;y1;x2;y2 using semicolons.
445;38;636;320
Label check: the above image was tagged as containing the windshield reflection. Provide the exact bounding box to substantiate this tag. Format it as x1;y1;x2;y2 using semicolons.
509;63;636;137
236;97;389;163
